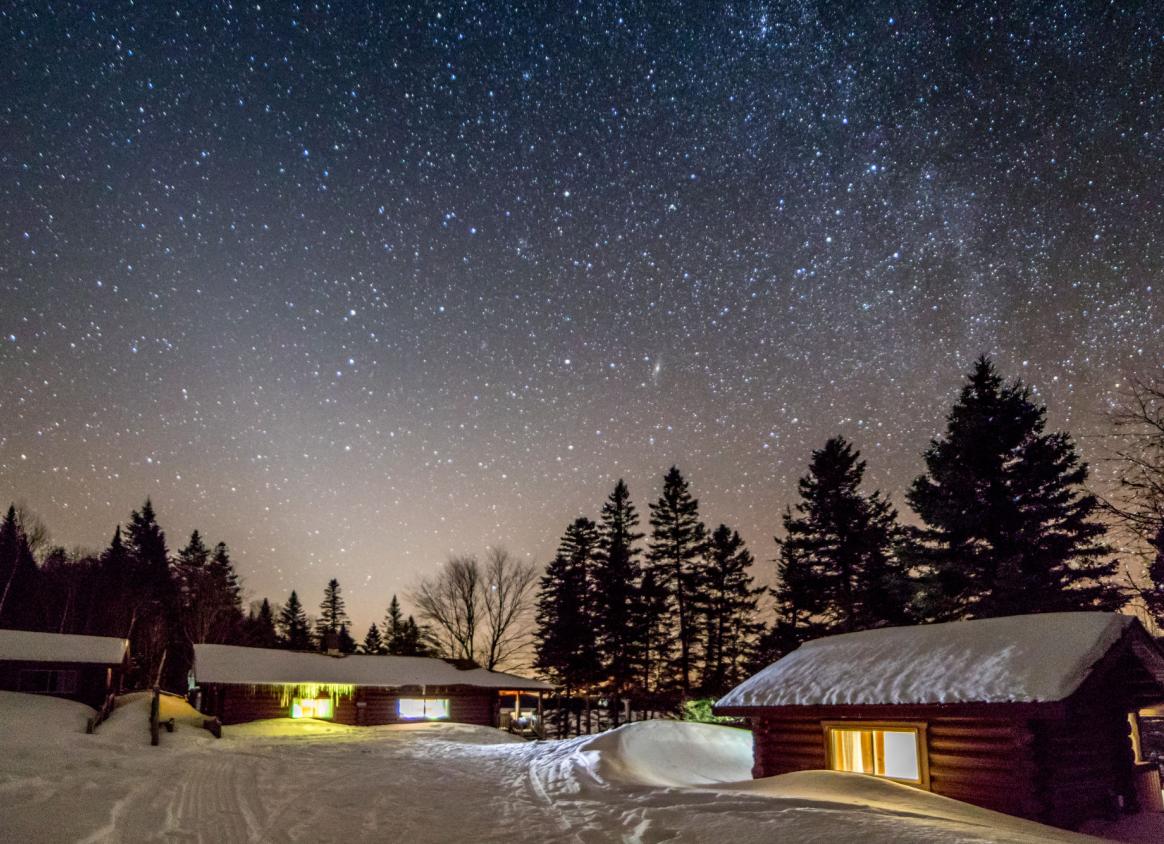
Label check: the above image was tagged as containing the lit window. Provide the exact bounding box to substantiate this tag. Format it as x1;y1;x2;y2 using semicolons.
398;698;450;720
825;723;924;784
291;697;334;719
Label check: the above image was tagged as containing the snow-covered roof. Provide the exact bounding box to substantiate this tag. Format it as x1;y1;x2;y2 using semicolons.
193;644;553;691
717;612;1149;709
0;629;128;665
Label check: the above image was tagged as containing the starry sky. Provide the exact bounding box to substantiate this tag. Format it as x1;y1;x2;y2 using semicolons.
1;2;1160;626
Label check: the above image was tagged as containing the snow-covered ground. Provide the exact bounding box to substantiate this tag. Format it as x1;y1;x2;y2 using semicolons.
0;690;1137;842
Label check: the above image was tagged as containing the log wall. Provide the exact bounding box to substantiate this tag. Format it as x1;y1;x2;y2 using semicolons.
751;712;1042;820
0;660;119;710
204;684;500;728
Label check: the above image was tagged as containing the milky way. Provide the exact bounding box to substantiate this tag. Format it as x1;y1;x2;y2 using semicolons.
1;2;1160;625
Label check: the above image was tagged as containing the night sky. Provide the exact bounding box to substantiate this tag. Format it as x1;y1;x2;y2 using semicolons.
1;2;1160;625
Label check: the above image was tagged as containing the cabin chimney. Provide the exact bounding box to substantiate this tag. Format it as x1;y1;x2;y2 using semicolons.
324;631;341;656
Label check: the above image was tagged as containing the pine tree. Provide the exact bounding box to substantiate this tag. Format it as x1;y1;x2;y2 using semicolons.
279;590;312;650
315;578;350;648
594;480;644;725
208;542;243;621
534;518;601;733
0;505;39;629
1144;524;1164;624
775;436;912;650
245;598;279;648
125;499;174;686
647;467;706;696
698;525;764;694
95;526;134;637
363;622;385;654
908;358;1122;619
397;615;432;656
635;568;674;694
384;594;406;653
337;623;356;654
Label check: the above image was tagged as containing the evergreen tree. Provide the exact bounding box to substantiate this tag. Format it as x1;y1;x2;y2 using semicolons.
384;594;406;653
315;578;350;648
594;480;644;725
245;598;280;648
534;518;600;731
95;526;134;637
0;504;39;629
1144;524;1164;625
208;542;243;621
125;499;174;686
907;357;1122;619
363;622;385;654
775;436;912;651
396;615;432;656
647;467;706;695
278;590;312;650
698;525;764;694
337;623;356;654
635;568;674;694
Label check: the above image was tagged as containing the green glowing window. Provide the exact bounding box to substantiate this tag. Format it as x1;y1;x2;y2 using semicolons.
291;697;334;719
397;698;450;720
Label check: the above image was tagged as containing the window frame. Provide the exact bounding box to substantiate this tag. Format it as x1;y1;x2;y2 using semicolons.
397;697;451;720
821;720;930;789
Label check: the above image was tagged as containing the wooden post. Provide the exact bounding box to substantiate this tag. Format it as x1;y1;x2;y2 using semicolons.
537;692;544;739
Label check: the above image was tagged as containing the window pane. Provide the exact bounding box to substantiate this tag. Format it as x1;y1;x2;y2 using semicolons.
398;698;426;719
291;698;333;719
879;730;920;781
424;699;450;719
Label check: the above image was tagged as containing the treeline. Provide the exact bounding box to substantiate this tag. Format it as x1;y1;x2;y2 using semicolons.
534;357;1133;717
0;502;434;690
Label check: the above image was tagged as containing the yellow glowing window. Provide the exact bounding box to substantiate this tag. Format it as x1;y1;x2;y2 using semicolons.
291;697;334;719
825;723;925;784
398;698;450;720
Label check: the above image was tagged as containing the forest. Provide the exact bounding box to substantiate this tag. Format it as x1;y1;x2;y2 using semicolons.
2;358;1162;719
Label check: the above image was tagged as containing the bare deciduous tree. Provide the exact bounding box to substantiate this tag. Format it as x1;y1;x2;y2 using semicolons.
480;547;538;671
410;548;538;670
410;554;482;662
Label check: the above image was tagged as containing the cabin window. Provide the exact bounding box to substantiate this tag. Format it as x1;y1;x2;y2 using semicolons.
397;698;450;720
824;722;926;785
290;697;334;719
17;669;78;695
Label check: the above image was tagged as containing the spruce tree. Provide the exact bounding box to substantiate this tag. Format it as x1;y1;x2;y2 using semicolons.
96;526;134;638
397;615;431;656
363;622;385;654
125;499;174;686
635;568;674;694
316;578;350;648
0;505;38;630
698;525;764;694
647;467;706;695
384;594;406;653
534;518;600;733
337;623;356;654
907;357;1122;619
279;590;312;649
208;542;243;620
246;598;279;648
594;480;643;725
776;436;911;647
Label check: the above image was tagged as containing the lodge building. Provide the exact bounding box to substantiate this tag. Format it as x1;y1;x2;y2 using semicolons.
193;643;552;729
714;612;1164;829
0;628;128;709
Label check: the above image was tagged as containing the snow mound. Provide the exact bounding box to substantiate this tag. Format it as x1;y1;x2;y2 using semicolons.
0;690;94;746
227;716;525;745
96;691;216;747
578;720;753;787
719;612;1134;708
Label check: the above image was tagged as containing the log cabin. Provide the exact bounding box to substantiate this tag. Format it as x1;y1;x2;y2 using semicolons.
714;612;1164;829
0;629;128;709
193;643;552;729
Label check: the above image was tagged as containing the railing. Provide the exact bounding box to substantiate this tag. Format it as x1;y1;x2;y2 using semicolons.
86;692;117;734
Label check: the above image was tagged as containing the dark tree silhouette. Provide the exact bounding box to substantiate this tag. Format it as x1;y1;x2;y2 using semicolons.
697;525;764;694
594;480;644;725
647;467;706;696
278;590;312;650
907;357;1122;619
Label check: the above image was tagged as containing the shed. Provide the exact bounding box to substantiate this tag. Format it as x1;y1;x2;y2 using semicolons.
0;629;128;709
193;643;553;729
714;612;1164;829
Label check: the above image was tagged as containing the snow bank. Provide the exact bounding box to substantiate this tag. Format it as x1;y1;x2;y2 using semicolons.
0;628;127;664
578;720;753;787
718;612;1134;708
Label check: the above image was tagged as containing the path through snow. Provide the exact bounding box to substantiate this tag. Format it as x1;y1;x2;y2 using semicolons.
0;691;1112;843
